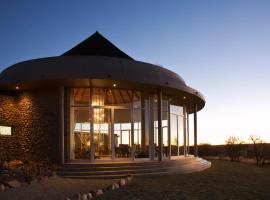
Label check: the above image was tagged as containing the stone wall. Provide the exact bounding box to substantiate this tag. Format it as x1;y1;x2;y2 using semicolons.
0;88;60;163
0;94;20;160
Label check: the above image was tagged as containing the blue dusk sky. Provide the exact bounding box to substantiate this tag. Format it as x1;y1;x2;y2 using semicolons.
0;1;270;144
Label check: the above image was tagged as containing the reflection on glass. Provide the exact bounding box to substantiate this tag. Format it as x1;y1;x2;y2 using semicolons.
93;108;111;159
170;114;178;156
71;88;90;106
69;87;152;161
162;119;169;157
143;96;150;157
178;115;184;155
153;95;158;157
170;104;185;156
162;97;169;158
71;107;90;159
114;109;131;158
134;108;143;158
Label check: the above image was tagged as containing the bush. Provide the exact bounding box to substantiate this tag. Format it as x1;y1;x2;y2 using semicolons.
0;160;60;184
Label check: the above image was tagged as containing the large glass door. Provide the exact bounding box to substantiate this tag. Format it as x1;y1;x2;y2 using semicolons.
93;108;112;160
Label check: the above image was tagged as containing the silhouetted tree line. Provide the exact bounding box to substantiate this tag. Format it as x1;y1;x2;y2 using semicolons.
189;135;270;167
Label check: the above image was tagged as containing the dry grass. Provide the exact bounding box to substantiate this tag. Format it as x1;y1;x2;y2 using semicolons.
97;160;270;200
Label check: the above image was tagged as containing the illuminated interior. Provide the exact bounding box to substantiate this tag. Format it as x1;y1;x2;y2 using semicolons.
68;87;187;161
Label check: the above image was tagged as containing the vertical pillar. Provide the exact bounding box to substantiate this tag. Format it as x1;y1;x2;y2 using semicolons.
89;87;94;161
141;94;146;152
131;91;135;161
69;89;75;161
158;90;163;161
194;104;198;157
111;109;115;160
177;116;179;156
120;124;122;144
187;114;189;156
167;101;171;159
183;105;187;156
59;86;65;164
149;95;155;160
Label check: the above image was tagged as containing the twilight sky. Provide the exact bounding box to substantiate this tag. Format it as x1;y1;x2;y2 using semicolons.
0;1;270;144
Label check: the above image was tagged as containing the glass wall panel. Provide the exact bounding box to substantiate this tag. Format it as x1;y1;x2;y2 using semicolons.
153;95;158;158
141;95;150;158
133;91;141;109
170;104;185;157
144;97;150;148
162;97;169;158
93;108;111;160
170;114;178;156
71;88;90;106
134;108;143;158
170;105;183;116
114;109;131;158
68;87;151;161
152;94;169;158
105;89;132;106
92;88;105;106
70;107;90;159
178;115;184;155
162;114;169;157
186;113;189;155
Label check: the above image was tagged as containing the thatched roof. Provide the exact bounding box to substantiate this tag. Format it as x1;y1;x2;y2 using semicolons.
62;31;133;60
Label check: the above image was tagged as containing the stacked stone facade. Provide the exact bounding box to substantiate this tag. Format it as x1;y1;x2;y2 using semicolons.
0;89;60;163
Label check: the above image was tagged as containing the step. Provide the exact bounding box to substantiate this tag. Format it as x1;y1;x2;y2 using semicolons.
58;159;201;173
61;159;195;168
57;158;211;179
58;165;182;176
60;163;211;179
57;161;210;177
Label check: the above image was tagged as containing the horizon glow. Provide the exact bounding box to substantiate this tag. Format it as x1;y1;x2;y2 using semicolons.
0;1;270;144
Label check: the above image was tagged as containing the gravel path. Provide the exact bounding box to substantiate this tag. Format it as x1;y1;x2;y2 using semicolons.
0;176;115;200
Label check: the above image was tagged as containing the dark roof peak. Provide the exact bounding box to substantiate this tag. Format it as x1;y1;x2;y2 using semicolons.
62;32;133;60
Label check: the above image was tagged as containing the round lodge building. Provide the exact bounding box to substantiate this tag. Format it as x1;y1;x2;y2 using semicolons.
0;32;205;168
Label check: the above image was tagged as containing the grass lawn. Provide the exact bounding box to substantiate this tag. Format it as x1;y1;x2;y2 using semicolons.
97;160;270;200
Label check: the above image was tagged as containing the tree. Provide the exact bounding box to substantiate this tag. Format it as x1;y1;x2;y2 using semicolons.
226;136;246;162
249;135;270;166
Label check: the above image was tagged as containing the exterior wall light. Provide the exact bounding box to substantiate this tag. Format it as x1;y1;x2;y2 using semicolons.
183;96;186;99
15;86;19;90
113;83;117;87
0;125;12;136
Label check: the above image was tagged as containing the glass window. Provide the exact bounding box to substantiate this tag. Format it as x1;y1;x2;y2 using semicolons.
133;91;141;109
170;114;178;156
68;87;150;161
70;107;90;160
114;109;131;158
170;103;185;157
178;115;184;155
170;105;183;116
71;88;90;106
